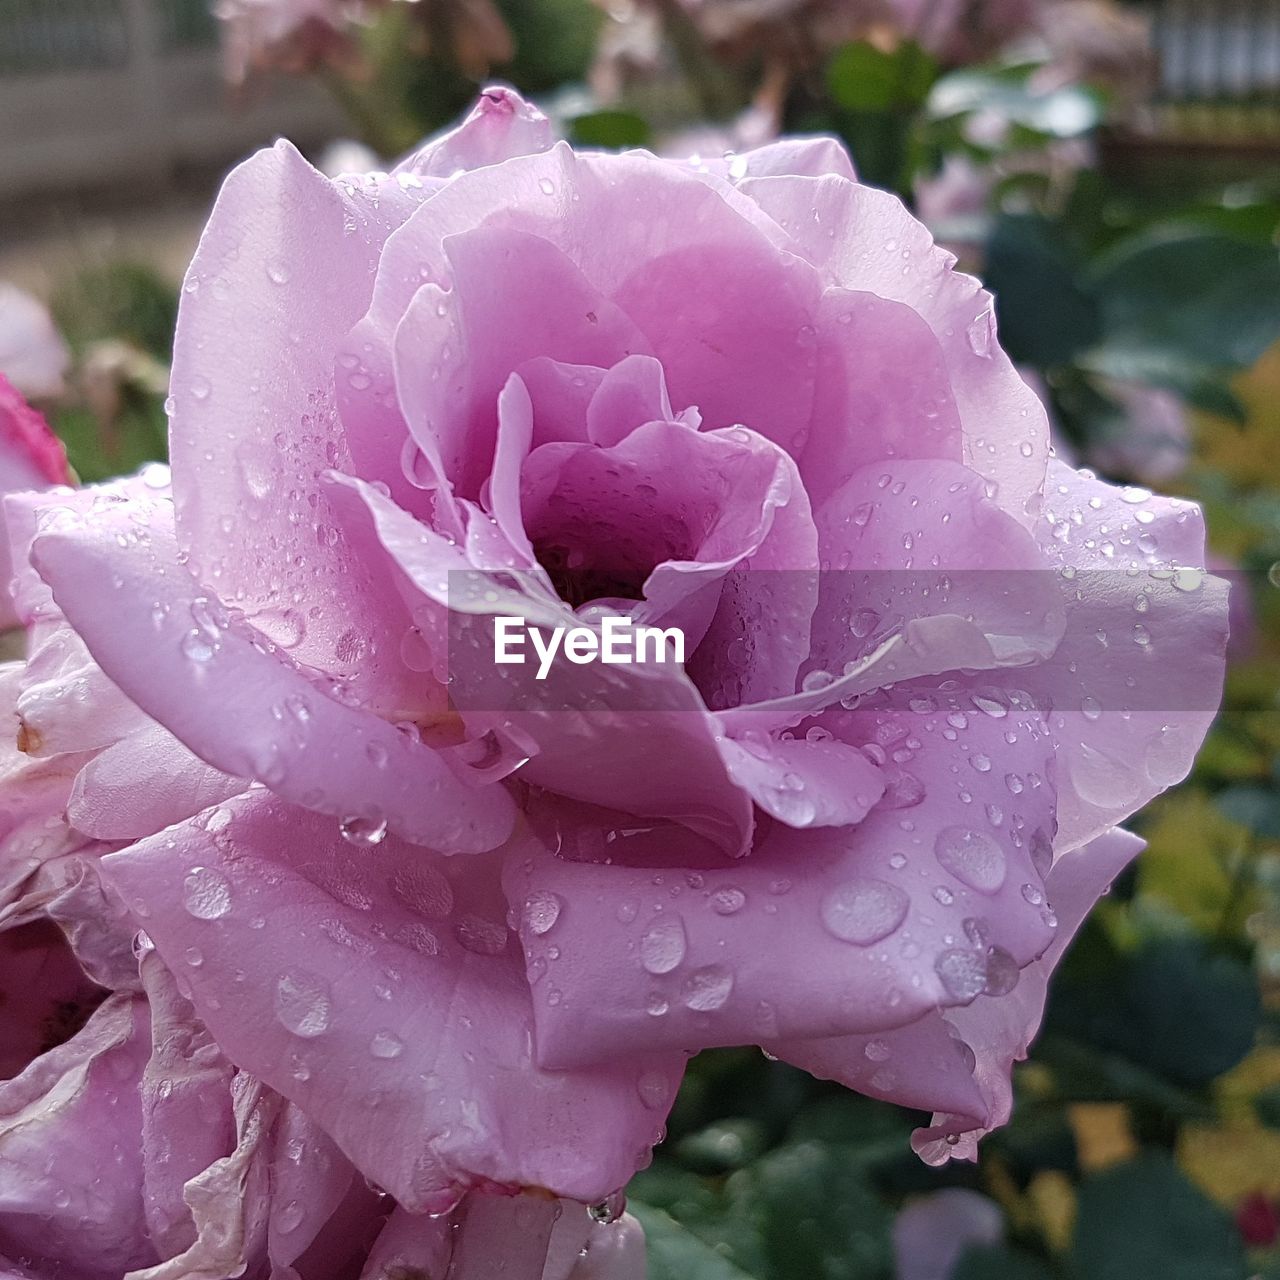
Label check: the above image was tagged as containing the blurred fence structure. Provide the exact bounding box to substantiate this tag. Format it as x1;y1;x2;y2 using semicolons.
0;0;344;202
1145;0;1280;142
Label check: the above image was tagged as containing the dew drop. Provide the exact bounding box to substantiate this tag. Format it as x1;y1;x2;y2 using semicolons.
637;1070;669;1109
370;1030;405;1059
522;890;563;936
819;878;909;946
339;814;387;847
934;826;1007;893
935;948;988;999
681;965;734;1011
710;887;746;915
183;866;231;920
640;917;687;974
275;970;332;1037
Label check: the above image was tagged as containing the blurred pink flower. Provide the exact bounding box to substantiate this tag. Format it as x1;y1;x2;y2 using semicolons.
4;89;1226;1268
0;285;70;403
1090;378;1192;486
893;1188;1003;1280
214;0;512;83
0;378;71;632
214;0;368;82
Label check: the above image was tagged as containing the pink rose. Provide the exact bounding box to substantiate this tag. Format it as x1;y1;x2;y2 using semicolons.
0;378;71;631
213;0;370;82
9;88;1226;1264
214;0;513;83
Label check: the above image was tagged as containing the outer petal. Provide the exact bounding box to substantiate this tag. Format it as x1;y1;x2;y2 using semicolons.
741;175;1050;524
395;84;553;180
1024;459;1228;852
0;378;71;630
0;995;154;1278
0;289;71;402
168;139;432;709
800;289;963;509
39;856;140;993
358;1208;452;1280
136;954;236;1260
267;1104;382;1280
125;1073;275;1280
69;723;247;842
506;692;1057;1067
892;1190;1003;1280
31;508;513;854
100;792;684;1213
911;826;1144;1162
718;733;886;829
691;135;856;182
720;459;1064;738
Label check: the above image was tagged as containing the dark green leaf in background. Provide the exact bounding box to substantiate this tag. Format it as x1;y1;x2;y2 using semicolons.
1070;1153;1249;1280
569;110;651;149
827;40;939;113
953;1243;1055;1280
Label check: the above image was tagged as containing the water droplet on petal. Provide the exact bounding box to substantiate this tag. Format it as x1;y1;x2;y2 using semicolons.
820;878;909;946
522;890;563;936
370;1030;405;1059
339;814;387;847
710;887;746;915
681;965;734;1011
934;826;1007;893
275;970;332;1037
183;866;231;919
640;917;687;974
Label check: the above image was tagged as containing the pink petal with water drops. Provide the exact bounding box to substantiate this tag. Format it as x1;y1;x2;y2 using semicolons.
506;690;1058;1068
100;791;685;1213
32;507;513;854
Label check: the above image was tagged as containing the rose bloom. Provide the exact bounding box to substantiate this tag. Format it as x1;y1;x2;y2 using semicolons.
2;88;1226;1272
0;379;71;632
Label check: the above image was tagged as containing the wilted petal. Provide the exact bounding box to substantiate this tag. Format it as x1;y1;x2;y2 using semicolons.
0;995;154;1277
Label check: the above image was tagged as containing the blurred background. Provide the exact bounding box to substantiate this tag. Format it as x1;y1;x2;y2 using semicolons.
2;2;1280;1277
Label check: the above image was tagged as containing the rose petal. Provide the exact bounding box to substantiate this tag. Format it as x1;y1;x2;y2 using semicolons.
32;508;513;854
0;995;154;1276
100;791;684;1212
506;691;1057;1067
742;175;1049;523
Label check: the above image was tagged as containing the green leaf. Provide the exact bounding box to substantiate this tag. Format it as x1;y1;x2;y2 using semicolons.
986;215;1100;367
1088;230;1280;372
1255;1084;1280;1129
1218;784;1280;839
632;1202;760;1280
569;110;651;149
1070;1153;1249;1280
928;67;1102;137
724;1141;893;1280
1046;936;1260;1090
953;1244;1055;1280
827;40;939;112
